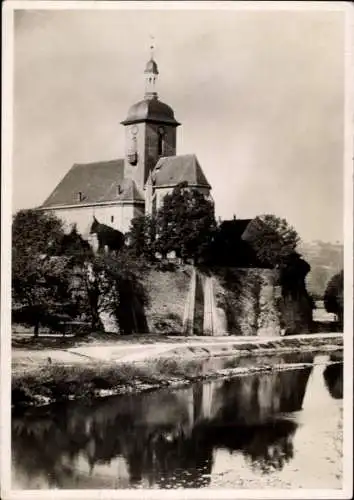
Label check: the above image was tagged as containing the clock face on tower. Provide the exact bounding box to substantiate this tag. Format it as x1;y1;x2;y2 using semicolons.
158;126;165;136
131;125;138;136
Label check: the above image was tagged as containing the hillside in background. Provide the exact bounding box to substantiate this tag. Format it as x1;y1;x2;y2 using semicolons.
299;241;343;299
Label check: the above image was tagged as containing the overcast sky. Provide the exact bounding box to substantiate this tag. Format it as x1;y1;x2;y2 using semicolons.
12;5;345;243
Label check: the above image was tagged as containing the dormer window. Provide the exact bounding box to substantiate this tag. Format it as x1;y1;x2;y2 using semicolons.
117;184;122;196
76;191;84;202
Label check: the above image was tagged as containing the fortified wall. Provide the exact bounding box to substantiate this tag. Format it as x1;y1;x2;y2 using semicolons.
140;264;313;336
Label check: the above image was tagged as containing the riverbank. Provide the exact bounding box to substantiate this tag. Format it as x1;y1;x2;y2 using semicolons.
12;333;343;408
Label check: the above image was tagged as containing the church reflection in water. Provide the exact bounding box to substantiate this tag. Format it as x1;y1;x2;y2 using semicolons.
11;354;343;489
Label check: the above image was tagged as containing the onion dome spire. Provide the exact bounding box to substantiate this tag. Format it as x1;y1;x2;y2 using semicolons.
144;37;159;100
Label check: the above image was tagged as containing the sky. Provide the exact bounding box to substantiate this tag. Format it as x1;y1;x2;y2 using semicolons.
12;5;346;243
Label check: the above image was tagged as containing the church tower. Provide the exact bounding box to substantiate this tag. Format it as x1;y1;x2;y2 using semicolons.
121;47;180;195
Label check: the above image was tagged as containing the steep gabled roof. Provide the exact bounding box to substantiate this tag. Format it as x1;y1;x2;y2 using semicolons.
42;159;144;207
152;154;211;188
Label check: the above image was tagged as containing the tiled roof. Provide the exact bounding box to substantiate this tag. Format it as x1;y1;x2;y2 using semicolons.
118;178;145;202
42;159;144;207
152;154;211;188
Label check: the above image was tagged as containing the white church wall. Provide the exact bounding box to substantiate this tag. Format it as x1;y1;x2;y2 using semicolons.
45;203;143;238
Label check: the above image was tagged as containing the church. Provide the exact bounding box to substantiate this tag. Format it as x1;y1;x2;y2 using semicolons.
40;51;212;241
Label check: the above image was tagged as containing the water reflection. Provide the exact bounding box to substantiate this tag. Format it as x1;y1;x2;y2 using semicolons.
12;355;342;489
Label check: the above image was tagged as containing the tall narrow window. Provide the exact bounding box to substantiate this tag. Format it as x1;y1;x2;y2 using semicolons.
158;134;163;156
111;215;114;223
158;126;165;156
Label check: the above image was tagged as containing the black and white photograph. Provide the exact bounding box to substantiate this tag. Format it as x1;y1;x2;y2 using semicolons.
1;1;353;498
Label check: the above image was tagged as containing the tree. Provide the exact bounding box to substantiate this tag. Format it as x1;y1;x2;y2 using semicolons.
58;224;93;263
242;214;300;268
12;210;77;336
12;209;65;258
324;270;344;326
12;254;76;336
128;214;156;260
154;183;216;264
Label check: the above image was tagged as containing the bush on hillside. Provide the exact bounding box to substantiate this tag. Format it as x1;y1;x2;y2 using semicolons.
89;250;150;334
324;270;344;326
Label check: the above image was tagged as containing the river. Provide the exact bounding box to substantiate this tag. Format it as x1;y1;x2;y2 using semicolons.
11;352;343;490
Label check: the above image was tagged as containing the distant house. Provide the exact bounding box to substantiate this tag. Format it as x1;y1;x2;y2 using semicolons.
210;218;266;267
39;52;212;244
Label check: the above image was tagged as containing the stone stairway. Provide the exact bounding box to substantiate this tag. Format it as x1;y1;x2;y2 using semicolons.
183;268;228;336
182;267;197;335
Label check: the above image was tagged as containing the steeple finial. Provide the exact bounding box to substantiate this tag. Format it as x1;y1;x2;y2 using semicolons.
144;36;159;99
150;34;155;60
